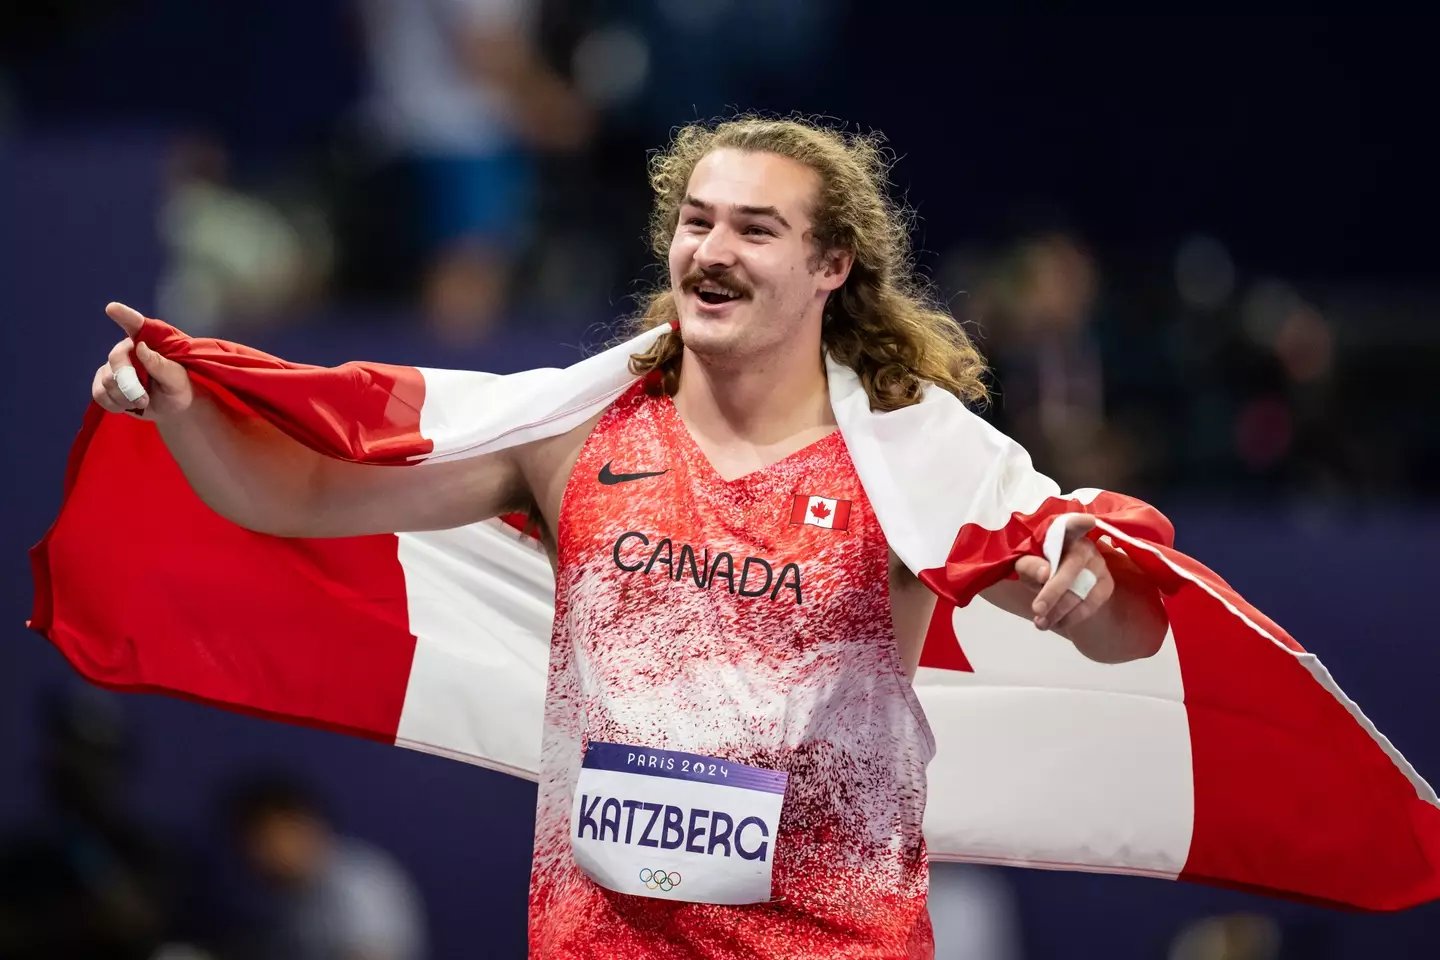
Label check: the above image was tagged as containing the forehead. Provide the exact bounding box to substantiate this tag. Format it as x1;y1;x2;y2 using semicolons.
684;149;819;223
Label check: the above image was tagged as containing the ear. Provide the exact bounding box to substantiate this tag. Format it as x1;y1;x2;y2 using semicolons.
815;248;854;293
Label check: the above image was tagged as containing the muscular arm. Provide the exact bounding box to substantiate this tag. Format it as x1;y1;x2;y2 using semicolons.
93;303;529;539
155;392;526;538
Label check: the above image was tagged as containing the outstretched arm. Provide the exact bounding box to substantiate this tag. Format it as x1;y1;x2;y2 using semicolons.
91;303;528;538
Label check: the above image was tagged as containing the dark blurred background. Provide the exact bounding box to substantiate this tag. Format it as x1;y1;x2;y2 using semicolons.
2;6;1437;958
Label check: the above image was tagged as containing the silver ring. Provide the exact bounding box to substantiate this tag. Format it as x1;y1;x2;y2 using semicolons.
1067;568;1098;602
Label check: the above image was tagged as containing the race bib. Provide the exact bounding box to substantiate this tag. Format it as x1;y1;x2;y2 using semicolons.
570;741;788;905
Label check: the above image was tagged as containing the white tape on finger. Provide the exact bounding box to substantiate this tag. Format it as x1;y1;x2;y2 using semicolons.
1068;567;1098;602
114;365;146;402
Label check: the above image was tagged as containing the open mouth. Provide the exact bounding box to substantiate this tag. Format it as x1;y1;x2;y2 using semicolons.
696;290;738;305
691;280;747;307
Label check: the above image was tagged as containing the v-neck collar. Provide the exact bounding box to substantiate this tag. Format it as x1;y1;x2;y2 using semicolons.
660;393;843;486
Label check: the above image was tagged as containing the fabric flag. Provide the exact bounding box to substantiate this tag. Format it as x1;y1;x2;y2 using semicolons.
28;315;1440;911
788;495;851;531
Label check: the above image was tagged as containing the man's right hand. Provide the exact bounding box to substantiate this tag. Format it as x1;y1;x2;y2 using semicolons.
84;300;539;539
91;302;194;421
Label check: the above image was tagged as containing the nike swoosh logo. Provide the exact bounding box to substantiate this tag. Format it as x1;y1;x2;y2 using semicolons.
598;461;668;485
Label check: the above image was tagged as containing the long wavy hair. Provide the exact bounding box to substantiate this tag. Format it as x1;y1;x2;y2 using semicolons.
622;114;988;410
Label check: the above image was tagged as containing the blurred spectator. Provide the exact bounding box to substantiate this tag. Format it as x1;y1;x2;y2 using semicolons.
0;685;191;960
512;1;848;320
1228;282;1362;501
1168;912;1283;960
344;0;593;342
156;134;335;336
957;231;1142;492
220;773;427;960
928;863;1024;960
1161;256;1386;503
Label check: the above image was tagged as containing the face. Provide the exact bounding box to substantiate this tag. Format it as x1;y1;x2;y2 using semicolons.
242;811;328;887
667;149;851;363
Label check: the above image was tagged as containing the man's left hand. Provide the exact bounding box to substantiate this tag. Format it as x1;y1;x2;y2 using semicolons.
1013;515;1111;632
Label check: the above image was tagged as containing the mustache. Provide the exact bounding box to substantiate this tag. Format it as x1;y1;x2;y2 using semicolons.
680;269;753;299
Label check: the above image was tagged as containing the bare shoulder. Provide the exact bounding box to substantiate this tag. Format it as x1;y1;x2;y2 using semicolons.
512;409;608;541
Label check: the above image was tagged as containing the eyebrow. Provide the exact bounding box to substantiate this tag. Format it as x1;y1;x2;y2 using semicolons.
682;195;792;231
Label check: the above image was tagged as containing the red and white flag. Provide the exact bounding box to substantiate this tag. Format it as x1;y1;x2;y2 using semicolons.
27;315;1440;911
789;494;851;530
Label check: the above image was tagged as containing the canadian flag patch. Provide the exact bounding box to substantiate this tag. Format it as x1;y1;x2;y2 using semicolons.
789;494;851;531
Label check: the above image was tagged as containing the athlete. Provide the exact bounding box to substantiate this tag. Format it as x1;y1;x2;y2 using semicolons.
90;116;1167;958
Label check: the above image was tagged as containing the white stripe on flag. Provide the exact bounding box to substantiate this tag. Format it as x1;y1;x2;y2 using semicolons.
918;594;1193;877
415;325;667;463
394;519;552;779
805;496;838;528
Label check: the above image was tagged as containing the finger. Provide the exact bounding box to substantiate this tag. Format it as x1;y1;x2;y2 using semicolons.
93;364;128;413
1052;562;1115;632
135;341;184;393
1033;541;1092;615
1013;556;1050;589
102;371;131;411
1042;582;1086;629
1033;539;1097;624
100;367;147;414
106;336;135;371
106;338;148;406
1043;561;1108;629
106;301;146;338
1061;514;1099;543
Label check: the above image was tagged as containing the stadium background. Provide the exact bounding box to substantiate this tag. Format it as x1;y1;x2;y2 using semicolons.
2;6;1437;957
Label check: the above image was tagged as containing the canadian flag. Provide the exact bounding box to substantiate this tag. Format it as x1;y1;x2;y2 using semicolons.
789;494;851;530
26;314;1440;911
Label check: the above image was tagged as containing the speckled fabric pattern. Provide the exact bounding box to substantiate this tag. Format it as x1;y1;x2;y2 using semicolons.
528;383;937;959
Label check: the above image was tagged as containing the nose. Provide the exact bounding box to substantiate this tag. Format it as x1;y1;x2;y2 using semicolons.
694;223;738;270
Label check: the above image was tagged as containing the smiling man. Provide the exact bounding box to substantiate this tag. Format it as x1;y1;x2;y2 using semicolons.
511;119;1165;957
87;117;1173;958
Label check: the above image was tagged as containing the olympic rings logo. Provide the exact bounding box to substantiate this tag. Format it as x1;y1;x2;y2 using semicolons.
639;867;682;892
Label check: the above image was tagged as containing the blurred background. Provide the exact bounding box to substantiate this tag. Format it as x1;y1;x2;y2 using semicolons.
2;5;1438;958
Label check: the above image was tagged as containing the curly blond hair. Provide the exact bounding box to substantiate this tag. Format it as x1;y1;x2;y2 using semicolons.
623;114;987;410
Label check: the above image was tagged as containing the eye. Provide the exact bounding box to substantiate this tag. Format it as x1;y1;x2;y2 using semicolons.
685;217;710;228
743;225;774;237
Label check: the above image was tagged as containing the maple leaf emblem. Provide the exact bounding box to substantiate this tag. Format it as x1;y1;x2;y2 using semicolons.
809;501;832;520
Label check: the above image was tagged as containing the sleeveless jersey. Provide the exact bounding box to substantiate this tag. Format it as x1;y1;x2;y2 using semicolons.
528;383;936;959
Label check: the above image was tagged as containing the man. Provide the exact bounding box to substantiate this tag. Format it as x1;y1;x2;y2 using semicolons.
222;774;426;960
350;0;593;340
90;116;1164;957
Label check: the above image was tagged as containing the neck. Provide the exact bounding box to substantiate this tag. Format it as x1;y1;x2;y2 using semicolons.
672;330;834;445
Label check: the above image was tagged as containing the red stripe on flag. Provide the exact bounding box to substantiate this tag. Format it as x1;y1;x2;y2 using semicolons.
831;499;852;531
918;597;973;672
919;492;1440;908
918;492;1179;609
135;317;432;464
789;495;810;525
1150;552;1440;910
30;409;420;744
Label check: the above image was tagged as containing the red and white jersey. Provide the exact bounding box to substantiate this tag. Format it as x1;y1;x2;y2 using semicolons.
529;384;936;958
